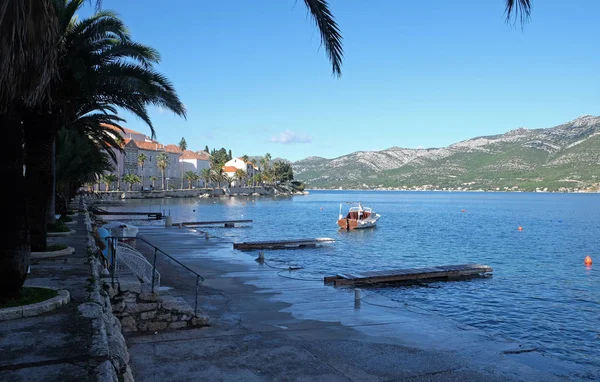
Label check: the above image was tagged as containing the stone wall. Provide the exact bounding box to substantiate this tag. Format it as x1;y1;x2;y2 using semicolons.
106;277;209;333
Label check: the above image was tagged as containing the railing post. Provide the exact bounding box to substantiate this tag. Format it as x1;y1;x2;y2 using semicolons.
110;237;115;286
195;275;200;317
151;247;158;293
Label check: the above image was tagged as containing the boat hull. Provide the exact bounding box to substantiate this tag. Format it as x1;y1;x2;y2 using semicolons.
337;214;380;230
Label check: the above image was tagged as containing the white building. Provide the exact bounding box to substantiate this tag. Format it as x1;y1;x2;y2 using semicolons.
180;150;211;186
223;157;258;185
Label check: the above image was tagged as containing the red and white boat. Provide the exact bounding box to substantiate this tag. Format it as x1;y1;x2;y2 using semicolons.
337;202;380;230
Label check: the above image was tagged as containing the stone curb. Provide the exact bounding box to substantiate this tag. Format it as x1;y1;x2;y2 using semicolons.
81;197;134;382
31;246;75;259
47;229;76;237
0;287;70;321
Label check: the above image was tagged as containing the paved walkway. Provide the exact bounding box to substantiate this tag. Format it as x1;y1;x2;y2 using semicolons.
0;208;96;382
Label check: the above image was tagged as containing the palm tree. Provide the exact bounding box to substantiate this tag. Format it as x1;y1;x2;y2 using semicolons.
253;173;263;187
101;173;118;191
138;153;147;189
149;176;158;189
201;168;212;188
56;128;114;207
23;1;185;253
241;155;249;163
235;169;246;187
211;168;225;189
179;137;187;189
122;173;141;191
184;171;199;189
225;174;236;188
156;152;169;190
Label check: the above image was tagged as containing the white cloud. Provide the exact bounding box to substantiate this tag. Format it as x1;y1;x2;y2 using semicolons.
269;130;312;144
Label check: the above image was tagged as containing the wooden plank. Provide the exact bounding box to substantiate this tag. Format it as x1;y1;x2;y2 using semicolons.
177;219;252;226
233;237;335;250
324;264;493;286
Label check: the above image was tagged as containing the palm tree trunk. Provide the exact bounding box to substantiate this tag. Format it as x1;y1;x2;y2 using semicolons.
161;171;165;190
0;112;30;301
24;112;57;252
46;137;56;224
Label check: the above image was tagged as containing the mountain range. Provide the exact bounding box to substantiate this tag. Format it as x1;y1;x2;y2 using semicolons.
291;115;600;192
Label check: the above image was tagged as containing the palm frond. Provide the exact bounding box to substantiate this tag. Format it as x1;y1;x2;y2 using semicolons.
303;0;343;77
0;0;59;109
505;0;532;25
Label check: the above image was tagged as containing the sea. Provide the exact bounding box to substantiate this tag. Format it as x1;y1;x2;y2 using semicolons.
102;190;600;373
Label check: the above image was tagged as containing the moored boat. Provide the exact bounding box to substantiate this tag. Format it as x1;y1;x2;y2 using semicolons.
337;202;380;230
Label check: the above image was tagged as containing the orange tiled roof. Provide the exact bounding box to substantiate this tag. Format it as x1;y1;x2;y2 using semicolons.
120;138;132;148
164;144;182;154
182;150;205;160
222;166;238;173
101;123;145;137
196;151;210;160
127;140;164;151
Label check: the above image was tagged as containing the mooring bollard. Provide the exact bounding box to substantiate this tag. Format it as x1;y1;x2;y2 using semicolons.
204;232;210;239
355;288;361;301
164;216;173;227
256;251;265;263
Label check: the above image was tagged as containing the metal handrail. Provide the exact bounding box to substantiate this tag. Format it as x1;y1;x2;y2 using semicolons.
106;235;204;317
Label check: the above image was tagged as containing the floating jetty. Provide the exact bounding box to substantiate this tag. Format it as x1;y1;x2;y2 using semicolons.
233;237;335;250
324;264;492;286
91;207;163;220
176;219;253;228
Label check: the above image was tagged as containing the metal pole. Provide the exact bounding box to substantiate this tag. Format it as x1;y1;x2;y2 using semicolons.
195;276;199;317
151;247;158;293
110;238;115;286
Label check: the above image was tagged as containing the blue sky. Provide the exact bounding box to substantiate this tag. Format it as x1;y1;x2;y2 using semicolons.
85;0;599;161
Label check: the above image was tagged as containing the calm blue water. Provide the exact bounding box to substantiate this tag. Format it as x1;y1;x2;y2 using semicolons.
106;191;600;371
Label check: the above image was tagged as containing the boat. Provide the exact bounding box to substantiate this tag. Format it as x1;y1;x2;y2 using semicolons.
337;202;380;230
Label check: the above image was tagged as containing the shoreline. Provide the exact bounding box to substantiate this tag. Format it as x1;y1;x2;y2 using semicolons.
126;225;591;381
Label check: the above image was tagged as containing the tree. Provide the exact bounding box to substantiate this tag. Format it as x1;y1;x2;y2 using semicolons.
225;174;236;188
101;174;118;191
210;147;229;168
184;171;199;189
138;153;147;189
179;137;187;189
241;155;249;163
201;168;212;188
149;176;158;189
156;152;169;190
204;145;210;154
211;168;225;189
122;173;141;191
253;173;263;187
273;161;294;182
23;1;185;253
228;149;232;161
234;169;246;187
56;128;114;206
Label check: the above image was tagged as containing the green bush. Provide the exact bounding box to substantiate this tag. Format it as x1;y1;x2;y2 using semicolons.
0;287;58;308
47;222;70;233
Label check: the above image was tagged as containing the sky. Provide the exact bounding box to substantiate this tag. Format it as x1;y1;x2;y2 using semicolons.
82;0;600;161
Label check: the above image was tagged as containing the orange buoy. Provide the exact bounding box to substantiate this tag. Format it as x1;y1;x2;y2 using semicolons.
518;226;523;231
461;209;466;213
584;256;592;266
320;207;323;210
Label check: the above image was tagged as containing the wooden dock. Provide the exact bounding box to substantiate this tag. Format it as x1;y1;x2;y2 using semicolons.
324;264;493;286
233;237;335;250
176;219;252;228
91;207;163;220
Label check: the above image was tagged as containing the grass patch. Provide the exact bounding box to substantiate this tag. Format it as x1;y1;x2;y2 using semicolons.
58;215;73;223
45;244;68;252
47;222;70;233
0;287;58;309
